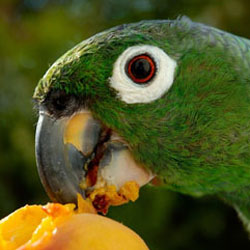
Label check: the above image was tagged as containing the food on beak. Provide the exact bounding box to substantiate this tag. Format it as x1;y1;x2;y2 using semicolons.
35;111;154;213
87;181;139;214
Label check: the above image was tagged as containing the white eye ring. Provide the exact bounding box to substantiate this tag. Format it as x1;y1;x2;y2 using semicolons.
109;45;177;104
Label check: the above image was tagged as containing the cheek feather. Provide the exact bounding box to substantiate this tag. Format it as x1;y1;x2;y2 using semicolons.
110;45;177;104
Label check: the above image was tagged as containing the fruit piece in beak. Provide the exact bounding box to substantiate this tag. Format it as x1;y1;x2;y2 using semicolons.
35;111;154;212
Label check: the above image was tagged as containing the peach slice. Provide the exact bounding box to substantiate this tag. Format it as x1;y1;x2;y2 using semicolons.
0;198;148;250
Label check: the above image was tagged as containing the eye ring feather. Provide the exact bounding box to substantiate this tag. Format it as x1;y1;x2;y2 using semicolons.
110;45;177;104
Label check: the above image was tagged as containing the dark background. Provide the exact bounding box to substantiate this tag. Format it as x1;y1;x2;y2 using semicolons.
0;0;250;249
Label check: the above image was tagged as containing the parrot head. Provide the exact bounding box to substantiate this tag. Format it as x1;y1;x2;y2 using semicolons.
34;17;249;208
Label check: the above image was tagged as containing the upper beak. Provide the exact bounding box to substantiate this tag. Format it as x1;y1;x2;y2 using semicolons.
35;111;154;205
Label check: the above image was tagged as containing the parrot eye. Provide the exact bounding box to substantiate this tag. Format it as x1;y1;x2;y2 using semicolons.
126;54;156;84
110;45;177;104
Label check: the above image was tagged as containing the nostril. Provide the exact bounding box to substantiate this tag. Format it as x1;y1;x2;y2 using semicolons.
49;89;71;111
52;95;70;111
43;89;79;118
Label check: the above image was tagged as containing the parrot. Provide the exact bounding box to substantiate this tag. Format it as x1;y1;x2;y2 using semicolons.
33;16;250;231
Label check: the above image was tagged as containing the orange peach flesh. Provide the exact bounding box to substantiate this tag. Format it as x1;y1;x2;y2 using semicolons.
87;181;139;214
0;192;148;250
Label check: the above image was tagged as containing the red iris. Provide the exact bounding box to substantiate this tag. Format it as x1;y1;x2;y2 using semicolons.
126;54;156;84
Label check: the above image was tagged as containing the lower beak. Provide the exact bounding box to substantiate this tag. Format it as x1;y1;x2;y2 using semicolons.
35;111;154;205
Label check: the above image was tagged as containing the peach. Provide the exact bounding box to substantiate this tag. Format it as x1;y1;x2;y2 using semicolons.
0;200;148;250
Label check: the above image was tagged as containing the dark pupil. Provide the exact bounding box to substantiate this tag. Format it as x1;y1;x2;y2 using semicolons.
131;58;151;79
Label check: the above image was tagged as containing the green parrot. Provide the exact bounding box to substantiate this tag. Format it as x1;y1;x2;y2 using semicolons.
33;17;250;231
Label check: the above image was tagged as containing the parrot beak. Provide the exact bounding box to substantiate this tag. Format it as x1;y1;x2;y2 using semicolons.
35;111;154;204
